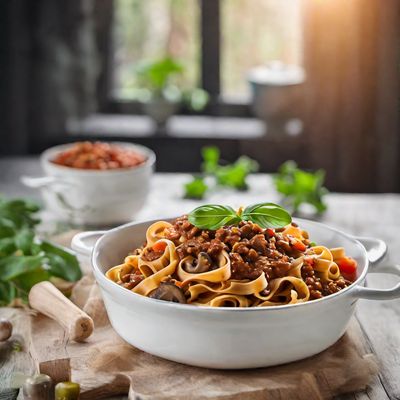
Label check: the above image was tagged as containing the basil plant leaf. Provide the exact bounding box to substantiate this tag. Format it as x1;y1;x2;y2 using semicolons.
188;204;241;230
184;176;208;200
0;254;46;281
14;228;35;254
242;202;292;228
41;240;82;282
0;281;16;306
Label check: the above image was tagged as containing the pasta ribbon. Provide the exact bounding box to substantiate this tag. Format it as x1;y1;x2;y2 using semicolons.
138;239;178;275
177;250;231;285
133;239;179;296
146;221;173;246
186;273;268;302
308;246;340;281
255;276;310;305
191;293;251;307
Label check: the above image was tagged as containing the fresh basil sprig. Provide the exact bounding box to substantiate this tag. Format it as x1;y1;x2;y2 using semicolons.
188;202;291;230
188;205;242;230
0;196;82;306
241;203;292;228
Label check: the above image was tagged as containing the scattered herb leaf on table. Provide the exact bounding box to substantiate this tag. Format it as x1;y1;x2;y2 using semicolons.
184;177;208;200
0;197;82;306
274;161;328;214
183;146;259;199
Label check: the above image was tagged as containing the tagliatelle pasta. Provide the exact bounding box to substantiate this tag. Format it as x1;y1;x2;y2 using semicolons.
106;215;358;307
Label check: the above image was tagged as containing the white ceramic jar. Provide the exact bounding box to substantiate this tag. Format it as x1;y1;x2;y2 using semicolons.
22;142;155;225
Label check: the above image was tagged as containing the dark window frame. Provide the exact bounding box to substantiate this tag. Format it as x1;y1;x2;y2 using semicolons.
98;0;252;117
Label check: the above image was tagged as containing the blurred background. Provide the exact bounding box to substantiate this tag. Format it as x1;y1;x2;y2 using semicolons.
0;0;399;192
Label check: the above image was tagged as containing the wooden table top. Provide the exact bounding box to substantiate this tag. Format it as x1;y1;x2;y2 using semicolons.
1;156;400;399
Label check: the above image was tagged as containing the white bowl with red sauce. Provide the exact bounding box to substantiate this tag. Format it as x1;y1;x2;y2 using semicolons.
22;142;155;225
71;217;399;369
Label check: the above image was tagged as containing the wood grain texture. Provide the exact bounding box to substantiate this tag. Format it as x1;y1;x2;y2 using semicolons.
0;308;35;399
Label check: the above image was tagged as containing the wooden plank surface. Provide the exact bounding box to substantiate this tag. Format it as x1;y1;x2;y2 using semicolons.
0;157;399;399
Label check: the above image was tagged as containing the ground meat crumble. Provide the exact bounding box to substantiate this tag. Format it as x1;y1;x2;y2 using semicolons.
163;215;353;300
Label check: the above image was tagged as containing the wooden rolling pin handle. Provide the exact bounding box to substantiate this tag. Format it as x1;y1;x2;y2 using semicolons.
29;281;94;342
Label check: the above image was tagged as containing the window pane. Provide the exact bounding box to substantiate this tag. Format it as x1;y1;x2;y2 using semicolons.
221;0;303;100
113;0;200;99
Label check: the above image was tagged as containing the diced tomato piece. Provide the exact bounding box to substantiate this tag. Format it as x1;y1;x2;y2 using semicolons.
338;257;357;274
293;240;307;252
341;271;357;282
152;241;167;252
267;228;275;237
304;256;315;266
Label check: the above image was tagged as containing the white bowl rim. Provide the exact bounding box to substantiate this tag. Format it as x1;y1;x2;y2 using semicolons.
92;217;369;313
41;142;156;175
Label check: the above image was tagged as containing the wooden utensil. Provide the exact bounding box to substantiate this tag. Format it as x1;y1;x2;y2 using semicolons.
29;282;94;342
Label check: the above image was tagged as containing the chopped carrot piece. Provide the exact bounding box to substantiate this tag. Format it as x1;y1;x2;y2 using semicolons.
293;240;307;252
283;225;303;239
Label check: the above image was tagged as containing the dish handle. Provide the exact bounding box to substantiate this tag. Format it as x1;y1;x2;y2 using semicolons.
71;231;106;257
352;235;387;264
352;264;400;300
21;175;78;189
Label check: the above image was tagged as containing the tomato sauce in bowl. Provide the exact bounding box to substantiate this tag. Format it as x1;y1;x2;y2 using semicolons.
52;141;146;170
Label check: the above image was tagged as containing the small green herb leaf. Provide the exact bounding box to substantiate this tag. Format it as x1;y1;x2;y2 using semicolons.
0;254;46;281
14;229;35;254
215;156;259;190
184;177;208;200
0;196;82;305
188;205;241;230
41;240;82;282
274;161;328;214
201;146;220;174
242;203;292;228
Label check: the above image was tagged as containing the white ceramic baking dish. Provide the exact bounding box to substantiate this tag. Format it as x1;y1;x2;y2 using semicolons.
72;218;399;369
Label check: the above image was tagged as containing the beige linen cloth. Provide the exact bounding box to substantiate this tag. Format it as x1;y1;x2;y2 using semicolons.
28;273;378;400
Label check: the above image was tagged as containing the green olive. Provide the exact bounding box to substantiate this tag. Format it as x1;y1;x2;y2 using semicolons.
22;374;53;400
55;381;80;400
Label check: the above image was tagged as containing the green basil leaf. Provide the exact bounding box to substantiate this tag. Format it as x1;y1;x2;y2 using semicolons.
274;161;328;214
242;202;292;228
215;156;259;190
0;198;40;230
14;268;50;294
0;237;16;257
0;281;16;306
41;240;82;281
201;146;220;174
14;229;35;254
0;254;46;281
188;204;241;230
184;176;208;200
0;225;15;239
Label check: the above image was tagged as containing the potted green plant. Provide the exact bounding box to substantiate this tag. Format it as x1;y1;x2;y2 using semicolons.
134;57;209;127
